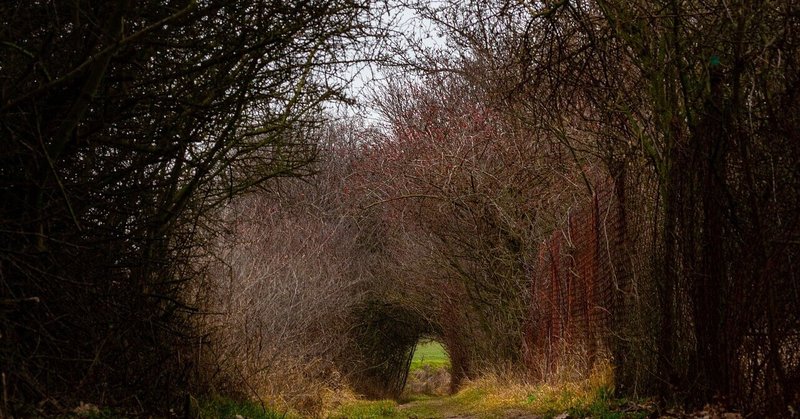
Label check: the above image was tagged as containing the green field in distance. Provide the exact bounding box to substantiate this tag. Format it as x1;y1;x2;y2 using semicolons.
410;340;450;371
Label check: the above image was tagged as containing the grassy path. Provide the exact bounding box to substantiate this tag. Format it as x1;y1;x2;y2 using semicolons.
330;384;650;419
396;394;541;418
328;342;649;419
330;393;541;418
329;362;651;419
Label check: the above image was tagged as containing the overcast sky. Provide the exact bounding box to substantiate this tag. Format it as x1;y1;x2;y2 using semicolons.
330;2;448;125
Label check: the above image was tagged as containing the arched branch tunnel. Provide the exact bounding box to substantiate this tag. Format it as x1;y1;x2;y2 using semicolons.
342;299;471;399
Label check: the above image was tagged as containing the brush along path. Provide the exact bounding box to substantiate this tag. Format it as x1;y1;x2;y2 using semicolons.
328;363;652;418
329;344;633;418
330;375;592;418
330;385;648;419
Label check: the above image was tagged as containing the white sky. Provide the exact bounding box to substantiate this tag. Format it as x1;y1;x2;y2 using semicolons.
329;2;449;125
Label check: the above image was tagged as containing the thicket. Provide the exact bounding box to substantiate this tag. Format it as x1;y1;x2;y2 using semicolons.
355;0;800;415
0;0;375;415
1;0;798;417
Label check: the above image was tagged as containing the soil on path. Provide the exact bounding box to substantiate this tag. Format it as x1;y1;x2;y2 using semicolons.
397;395;542;419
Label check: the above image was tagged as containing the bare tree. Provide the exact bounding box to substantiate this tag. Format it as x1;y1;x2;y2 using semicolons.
0;0;377;414
370;0;800;413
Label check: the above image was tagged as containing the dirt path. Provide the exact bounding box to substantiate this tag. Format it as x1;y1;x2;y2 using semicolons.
398;397;470;418
397;396;542;419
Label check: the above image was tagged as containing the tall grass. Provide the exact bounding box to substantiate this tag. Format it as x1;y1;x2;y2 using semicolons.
330;360;652;418
200;397;291;419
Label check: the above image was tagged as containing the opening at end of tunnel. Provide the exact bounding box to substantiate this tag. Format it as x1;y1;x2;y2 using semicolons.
403;339;452;397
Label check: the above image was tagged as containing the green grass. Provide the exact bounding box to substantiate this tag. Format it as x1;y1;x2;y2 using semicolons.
327;399;399;418
409;340;450;371
328;385;651;419
330;361;653;419
564;387;650;419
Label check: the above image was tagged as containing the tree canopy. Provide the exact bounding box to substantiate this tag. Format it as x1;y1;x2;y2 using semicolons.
1;0;374;411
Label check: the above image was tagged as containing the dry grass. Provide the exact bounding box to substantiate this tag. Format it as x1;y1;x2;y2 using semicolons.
325;360;644;419
446;360;615;416
403;365;451;396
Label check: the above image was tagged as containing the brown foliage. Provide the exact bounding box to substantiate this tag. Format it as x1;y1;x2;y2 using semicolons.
373;0;800;414
0;0;373;414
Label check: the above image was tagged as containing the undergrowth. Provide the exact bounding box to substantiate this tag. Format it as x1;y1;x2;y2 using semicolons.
200;397;291;419
328;361;653;418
